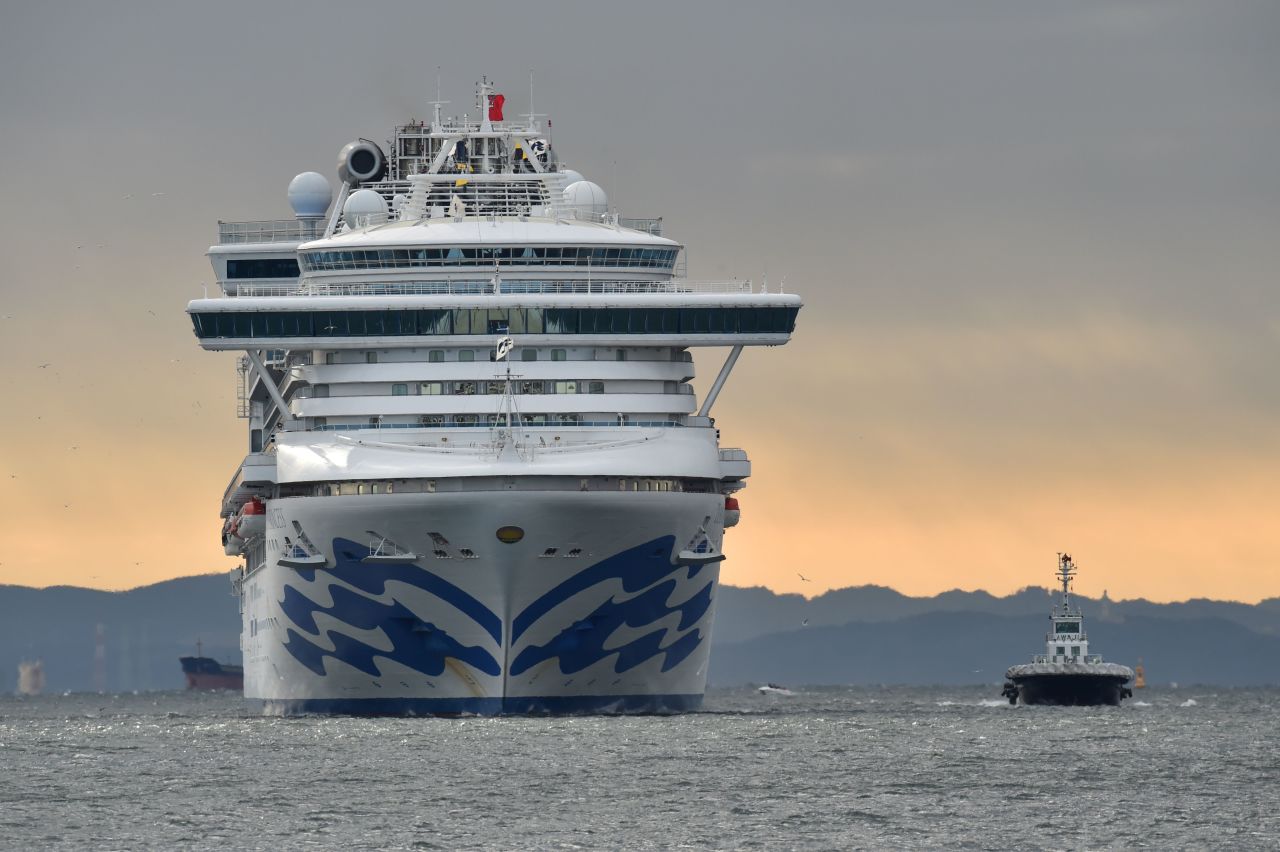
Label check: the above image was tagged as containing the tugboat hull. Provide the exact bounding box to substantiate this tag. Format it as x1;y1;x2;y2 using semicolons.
1004;673;1132;706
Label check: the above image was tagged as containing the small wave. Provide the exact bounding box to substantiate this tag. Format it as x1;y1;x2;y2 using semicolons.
1180;699;1198;707
977;699;1007;707
1132;701;1152;707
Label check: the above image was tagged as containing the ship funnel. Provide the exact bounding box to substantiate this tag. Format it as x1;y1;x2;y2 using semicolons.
337;139;387;185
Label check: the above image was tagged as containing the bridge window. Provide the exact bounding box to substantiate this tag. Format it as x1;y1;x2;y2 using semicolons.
191;306;800;339
391;383;408;396
227;258;300;279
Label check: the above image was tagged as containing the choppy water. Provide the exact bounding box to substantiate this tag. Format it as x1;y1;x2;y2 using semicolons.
1;686;1276;850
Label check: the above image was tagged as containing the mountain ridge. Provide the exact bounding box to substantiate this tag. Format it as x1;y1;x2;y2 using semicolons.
3;575;1277;691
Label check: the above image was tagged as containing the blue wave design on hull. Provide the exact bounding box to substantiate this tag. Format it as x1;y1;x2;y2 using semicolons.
510;536;714;677
279;540;502;679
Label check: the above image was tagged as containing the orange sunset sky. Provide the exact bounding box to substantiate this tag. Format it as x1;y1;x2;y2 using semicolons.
2;2;1278;603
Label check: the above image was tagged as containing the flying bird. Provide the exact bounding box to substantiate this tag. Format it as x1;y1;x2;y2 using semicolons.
36;363;51;369
797;572;811;582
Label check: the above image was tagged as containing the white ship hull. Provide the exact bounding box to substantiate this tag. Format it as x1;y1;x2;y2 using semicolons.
241;487;725;714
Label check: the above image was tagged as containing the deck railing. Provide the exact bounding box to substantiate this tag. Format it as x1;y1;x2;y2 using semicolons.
228;279;756;297
218;220;324;244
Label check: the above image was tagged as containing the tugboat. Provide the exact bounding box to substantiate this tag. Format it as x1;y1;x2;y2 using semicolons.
1002;554;1133;706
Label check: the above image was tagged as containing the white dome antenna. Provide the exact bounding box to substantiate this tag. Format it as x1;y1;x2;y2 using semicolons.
563;180;608;218
287;172;332;220
343;188;388;229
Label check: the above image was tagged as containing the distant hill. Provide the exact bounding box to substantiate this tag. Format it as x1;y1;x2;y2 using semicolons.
0;575;239;693
710;584;1280;644
708;611;1280;687
3;575;1278;692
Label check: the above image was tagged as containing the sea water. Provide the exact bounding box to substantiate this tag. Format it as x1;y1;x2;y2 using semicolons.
0;686;1275;850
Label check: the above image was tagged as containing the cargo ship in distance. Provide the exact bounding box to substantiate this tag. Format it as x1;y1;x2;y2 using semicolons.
180;641;244;691
189;79;801;715
1002;554;1133;706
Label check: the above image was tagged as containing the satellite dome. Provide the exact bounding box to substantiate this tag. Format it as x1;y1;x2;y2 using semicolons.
343;189;388;228
559;169;585;186
288;172;332;219
563;180;608;217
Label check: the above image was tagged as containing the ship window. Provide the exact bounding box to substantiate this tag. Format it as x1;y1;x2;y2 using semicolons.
456;381;477;396
366;352;378;364
226;258;300;279
1055;622;1080;634
189;306;801;340
421;382;446;395
522;349;538;362
429;350;444;363
551;349;566;361
458;350;475;362
312;384;329;398
486;381;504;395
616;350;627;361
589;381;604;394
391;383;408;396
1071;646;1080;657
325;353;336;365
1056;646;1065;657
553;381;578;394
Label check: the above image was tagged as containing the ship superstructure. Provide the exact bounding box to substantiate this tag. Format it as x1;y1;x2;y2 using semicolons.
189;81;801;714
1002;554;1134;706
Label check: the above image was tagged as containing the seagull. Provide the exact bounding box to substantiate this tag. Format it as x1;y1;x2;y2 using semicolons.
801;618;809;627
69;445;78;451
37;363;50;369
797;572;811;582
323;324;337;332
147;310;156;316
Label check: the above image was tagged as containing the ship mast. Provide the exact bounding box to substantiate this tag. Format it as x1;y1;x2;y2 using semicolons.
1057;552;1076;609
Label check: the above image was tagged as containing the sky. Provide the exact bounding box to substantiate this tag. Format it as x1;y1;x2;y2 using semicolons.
0;1;1277;602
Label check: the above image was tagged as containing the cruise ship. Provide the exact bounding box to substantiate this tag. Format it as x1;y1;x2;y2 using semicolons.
188;80;802;714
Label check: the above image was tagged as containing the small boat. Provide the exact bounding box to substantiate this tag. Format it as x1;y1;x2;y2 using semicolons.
1002;554;1133;706
758;683;795;696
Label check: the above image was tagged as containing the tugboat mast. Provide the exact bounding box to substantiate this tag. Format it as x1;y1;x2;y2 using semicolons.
1057;552;1077;610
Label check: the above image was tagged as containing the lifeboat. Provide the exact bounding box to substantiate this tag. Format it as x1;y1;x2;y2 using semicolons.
724;496;741;528
222;517;244;556
233;497;267;539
